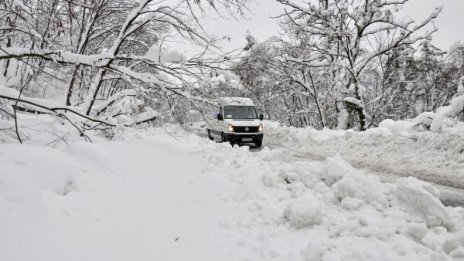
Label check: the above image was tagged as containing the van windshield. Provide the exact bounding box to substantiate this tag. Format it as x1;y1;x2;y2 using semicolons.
223;106;258;119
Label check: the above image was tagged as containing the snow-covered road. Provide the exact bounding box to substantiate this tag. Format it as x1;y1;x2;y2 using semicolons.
258;144;464;208
191;120;464;207
253;121;464;208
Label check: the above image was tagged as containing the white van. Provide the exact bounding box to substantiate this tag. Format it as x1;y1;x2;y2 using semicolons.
206;97;264;147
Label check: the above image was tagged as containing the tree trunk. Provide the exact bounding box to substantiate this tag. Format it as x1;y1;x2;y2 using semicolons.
65;65;80;106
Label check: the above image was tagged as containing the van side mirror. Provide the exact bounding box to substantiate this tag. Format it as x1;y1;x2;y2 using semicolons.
259;114;264;120
217;114;224;121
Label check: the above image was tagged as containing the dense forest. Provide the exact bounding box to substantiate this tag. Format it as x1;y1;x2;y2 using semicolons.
1;0;463;139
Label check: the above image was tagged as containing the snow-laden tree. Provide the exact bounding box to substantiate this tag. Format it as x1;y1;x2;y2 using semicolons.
276;0;441;130
232;34;338;129
430;76;464;131
232;37;286;123
0;0;248;141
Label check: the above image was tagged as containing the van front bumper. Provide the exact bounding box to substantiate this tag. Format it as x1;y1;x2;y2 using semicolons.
225;133;263;144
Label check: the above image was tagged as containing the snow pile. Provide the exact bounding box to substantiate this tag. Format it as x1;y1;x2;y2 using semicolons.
285;193;322;228
412;112;435;130
257;152;463;260
394;178;452;229
1;121;464;261
378;119;414;134
323;155;355;186
264;121;464;189
430;94;464;132
257;154;464;260
333;171;390;208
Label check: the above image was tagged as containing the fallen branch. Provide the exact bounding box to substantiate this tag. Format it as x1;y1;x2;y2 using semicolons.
132;115;157;125
0;91;117;127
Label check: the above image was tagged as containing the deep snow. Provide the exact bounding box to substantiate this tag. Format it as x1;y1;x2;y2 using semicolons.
263;121;464;189
1;116;464;260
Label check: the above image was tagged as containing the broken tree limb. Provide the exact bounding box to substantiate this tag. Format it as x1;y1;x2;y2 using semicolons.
0;86;117;127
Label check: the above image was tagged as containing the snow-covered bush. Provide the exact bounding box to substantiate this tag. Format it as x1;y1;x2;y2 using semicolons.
412;112;435;131
430;93;464;131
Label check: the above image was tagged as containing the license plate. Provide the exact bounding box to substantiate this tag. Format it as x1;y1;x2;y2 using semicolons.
242;138;253;142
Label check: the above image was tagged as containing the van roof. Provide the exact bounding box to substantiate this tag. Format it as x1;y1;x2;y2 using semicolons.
218;97;254;106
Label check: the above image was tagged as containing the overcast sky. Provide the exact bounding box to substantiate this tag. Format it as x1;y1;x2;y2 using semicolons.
195;0;464;54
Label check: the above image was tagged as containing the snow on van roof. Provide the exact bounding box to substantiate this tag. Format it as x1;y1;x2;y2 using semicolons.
217;97;254;106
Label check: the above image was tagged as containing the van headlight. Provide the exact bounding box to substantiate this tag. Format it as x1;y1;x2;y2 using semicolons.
259;124;263;132
228;124;234;132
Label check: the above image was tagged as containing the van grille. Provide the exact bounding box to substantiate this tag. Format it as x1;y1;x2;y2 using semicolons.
234;126;259;133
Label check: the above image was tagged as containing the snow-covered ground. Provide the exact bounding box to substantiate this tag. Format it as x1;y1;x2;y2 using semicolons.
2;116;464;260
263;121;464;190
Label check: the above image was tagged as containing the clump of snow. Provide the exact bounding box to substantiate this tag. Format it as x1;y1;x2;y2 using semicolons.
407;222;429;241
430;105;456;132
333;172;389;208
323;155;354;186
443;233;464;256
430;79;464;132
394;177;452;229
285;193;322;228
145;45;184;63
217;97;255;106
412;111;435;130
344;96;364;108
378;118;413;134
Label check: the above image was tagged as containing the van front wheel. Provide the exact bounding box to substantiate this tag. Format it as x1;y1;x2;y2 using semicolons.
207;130;214;141
255;141;262;148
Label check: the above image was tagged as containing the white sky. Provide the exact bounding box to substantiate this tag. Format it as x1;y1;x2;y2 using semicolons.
193;0;464;54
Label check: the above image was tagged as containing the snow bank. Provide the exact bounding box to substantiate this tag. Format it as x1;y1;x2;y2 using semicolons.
264;120;464;189
257;150;463;261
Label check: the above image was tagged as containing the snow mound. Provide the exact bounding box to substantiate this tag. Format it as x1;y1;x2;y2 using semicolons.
430;94;464;132
285;193;322;228
413;112;435;130
443;233;464;256
407;222;429;241
333;172;389;208
378;119;413;134
323;155;355;186
394;177;452;229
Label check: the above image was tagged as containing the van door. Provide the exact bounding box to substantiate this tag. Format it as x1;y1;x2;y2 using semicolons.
207;105;223;139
